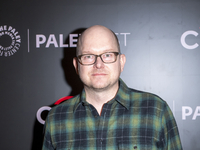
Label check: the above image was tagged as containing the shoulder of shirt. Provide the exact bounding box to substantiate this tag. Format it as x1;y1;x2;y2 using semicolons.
128;86;167;105
48;95;80;115
118;78;168;109
126;87;170;115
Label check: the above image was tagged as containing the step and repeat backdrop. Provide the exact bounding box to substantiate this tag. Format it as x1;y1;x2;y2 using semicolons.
0;0;200;149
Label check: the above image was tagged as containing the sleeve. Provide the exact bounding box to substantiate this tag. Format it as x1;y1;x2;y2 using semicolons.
42;115;55;150
160;102;183;150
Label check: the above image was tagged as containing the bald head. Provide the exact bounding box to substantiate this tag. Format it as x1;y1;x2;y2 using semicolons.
76;25;120;55
73;25;126;95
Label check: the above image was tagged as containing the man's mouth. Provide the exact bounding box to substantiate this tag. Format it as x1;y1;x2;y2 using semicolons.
92;73;107;76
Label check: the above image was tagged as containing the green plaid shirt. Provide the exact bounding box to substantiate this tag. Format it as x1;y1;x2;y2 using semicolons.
42;78;182;150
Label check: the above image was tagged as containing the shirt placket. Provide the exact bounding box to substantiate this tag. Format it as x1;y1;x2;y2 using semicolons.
96;103;112;150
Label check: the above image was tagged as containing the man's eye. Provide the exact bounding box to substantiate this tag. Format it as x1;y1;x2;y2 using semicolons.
104;53;113;58
83;55;93;59
105;54;111;57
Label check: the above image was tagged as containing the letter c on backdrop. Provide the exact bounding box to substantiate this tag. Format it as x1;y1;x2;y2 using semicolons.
36;106;51;124
181;30;199;49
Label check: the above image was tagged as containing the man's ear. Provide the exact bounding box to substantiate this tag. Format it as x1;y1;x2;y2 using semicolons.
73;57;79;75
120;54;126;72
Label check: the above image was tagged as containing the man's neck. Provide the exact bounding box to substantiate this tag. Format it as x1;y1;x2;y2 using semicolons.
84;84;119;115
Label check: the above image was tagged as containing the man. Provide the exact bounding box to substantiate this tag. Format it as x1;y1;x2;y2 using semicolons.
42;25;182;149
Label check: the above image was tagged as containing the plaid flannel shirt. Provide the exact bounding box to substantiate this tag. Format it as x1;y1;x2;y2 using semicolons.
42;78;182;150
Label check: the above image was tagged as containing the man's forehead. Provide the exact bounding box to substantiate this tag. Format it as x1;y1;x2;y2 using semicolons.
81;25;114;40
77;25;120;54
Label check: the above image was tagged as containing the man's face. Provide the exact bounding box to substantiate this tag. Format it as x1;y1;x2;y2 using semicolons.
73;26;126;92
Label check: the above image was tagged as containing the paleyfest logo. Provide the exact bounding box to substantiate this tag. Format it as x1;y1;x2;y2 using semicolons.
0;25;21;57
35;33;130;48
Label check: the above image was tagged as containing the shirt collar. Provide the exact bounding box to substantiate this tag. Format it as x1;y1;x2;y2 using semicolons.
73;78;131;112
73;89;87;113
115;78;131;110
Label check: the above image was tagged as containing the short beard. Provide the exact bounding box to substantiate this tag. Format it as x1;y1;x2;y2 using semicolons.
83;79;119;93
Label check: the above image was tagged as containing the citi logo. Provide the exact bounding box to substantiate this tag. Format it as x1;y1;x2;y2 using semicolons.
181;30;199;50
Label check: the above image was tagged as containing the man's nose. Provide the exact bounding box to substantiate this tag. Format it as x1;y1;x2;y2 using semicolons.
93;56;104;68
